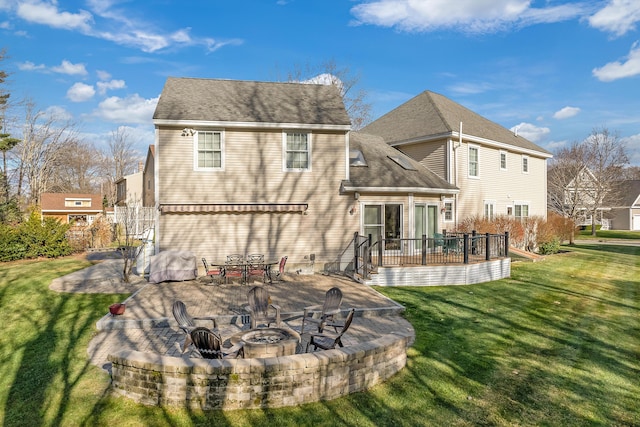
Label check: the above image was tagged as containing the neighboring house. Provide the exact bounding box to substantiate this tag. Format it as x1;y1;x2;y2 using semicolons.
362;91;553;229
562;166;610;229
609;180;640;230
143;145;155;208
40;193;104;225
115;164;144;206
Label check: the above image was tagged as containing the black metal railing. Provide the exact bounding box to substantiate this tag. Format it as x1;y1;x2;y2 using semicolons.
353;231;510;280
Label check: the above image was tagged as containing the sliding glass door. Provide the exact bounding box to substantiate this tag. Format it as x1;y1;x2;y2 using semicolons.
363;204;402;252
414;204;438;250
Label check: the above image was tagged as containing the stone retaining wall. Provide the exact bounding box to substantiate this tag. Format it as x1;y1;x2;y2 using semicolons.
109;331;411;410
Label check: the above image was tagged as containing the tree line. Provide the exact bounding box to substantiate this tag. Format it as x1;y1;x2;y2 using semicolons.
0;49;143;224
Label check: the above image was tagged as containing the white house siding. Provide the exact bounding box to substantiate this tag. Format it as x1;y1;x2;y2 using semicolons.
453;142;548;226
156;126;358;272
397;141;448;181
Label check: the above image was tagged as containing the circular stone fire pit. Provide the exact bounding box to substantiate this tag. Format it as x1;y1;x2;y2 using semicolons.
240;328;299;358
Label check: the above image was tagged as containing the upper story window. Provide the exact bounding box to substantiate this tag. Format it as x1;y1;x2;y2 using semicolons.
522;155;529;174
500;151;507;170
284;132;311;171
195;131;223;170
468;145;479;178
65;198;91;207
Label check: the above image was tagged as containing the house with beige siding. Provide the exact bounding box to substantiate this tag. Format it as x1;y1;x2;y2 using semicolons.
362;91;552;230
40;193;104;225
152;78;461;274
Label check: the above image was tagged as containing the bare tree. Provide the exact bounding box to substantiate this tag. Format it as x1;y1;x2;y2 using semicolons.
548;127;629;237
102;127;141;206
286;59;372;130
14;100;78;205
48;138;103;193
115;199;154;283
547;142;587;244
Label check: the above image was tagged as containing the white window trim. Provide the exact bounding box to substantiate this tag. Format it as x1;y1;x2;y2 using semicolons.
193;130;225;172
443;199;454;222
521;154;529;174
468;145;480;179
282;131;312;172
500;150;508;171
484;200;496;220
514;201;530;221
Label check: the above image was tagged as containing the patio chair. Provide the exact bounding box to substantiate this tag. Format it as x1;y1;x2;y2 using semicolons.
225;254;245;284
202;258;225;284
270;256;288;282
189;327;244;359
246;254;266;283
301;287;343;334
172;300;219;352
246;286;281;329
306;308;355;352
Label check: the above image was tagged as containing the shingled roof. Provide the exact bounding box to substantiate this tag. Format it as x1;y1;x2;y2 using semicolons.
362;90;551;156
343;132;458;194
153;77;351;127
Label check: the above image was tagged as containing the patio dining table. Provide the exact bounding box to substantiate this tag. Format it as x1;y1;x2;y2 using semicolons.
211;260;280;284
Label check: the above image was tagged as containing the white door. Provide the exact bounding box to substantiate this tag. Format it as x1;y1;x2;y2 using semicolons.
632;215;640;230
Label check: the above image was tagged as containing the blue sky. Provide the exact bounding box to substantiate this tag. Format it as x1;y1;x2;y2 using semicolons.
1;0;639;164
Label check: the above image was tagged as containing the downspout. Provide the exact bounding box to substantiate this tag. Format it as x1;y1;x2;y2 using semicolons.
455;121;462;229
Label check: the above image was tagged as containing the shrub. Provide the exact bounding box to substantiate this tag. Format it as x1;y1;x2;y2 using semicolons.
0;211;72;261
538;237;561;254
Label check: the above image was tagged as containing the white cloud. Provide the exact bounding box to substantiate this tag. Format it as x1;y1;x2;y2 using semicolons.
16;1;93;31
44;105;74;121
17;61;46;71
97;79;126;95
510;122;550;142
553;106;581;120
96;70;112;81
589;0;640;37
350;0;585;33
51;60;87;76
93;94;159;124
67;82;95;102
593;42;640;81
448;81;494;95
622;133;640;165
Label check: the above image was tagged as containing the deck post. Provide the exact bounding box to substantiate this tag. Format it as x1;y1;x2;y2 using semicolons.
421;234;427;265
485;233;491;261
377;234;383;266
505;231;510;257
353;232;359;277
463;234;469;264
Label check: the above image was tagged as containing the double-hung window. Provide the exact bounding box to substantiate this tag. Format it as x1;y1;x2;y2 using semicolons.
522;155;529;173
484;201;495;220
195;131;223;170
443;201;453;221
284;132;311;171
500;150;507;170
468;146;479;178
515;203;529;222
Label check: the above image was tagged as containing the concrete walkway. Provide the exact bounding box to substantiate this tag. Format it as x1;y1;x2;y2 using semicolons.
50;255;415;373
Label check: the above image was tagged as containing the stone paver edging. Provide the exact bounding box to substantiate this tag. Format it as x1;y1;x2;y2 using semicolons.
109;330;412;410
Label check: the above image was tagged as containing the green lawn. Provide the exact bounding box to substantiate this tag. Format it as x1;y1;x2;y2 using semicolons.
577;229;640;240
0;246;638;426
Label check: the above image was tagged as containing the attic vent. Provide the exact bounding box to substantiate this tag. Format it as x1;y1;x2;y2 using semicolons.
388;155;416;170
349;149;367;166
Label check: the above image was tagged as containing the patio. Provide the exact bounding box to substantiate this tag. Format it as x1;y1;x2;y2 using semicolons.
51;260;414;409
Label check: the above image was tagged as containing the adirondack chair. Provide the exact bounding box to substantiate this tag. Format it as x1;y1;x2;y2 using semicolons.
189;327;244;359
301;287;343;334
306;308;355;352
172;300;218;352
245;286;281;329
